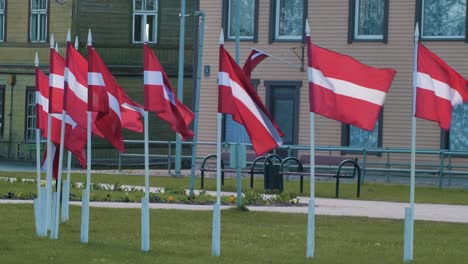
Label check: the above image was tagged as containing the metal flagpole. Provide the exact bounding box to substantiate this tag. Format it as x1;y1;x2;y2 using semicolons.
212;30;224;257
34;52;43;237
404;23;419;263
251;48;301;69
62;151;71;223
189;10;205;196
45;34;55;235
80;32;92;243
234;0;243;207
175;0;186;177
305;20;315;258
141;32;150;252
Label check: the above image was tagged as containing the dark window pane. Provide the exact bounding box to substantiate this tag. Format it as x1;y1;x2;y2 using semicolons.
134;15;142;42
449;104;468;150
31;14;38;41
135;0;143;10
146;0;156;11
356;0;384;37
228;0;255;38
277;0;303;38
423;0;466;38
39;14;46;41
349;120;379;148
147;15;155;42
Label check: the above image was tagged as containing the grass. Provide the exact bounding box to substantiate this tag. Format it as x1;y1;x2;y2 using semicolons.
2;171;468;205
1;204;468;263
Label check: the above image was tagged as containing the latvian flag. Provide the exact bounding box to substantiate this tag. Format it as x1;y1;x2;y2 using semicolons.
416;42;468;130
144;44;194;140
242;48;269;79
307;36;396;131
219;44;284;155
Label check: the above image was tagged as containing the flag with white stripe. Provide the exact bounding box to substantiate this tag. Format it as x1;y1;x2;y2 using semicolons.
416;42;468;130
119;89;144;133
219;44;284;155
144;44;194;140
242;48;269;79
307;36;396;131
88;45;125;152
49;48;65;114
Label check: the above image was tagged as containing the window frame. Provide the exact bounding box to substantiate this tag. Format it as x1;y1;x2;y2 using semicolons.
0;85;5;138
416;0;468;41
341;109;384;155
269;0;308;43
29;0;48;43
0;0;5;42
24;87;36;142
222;0;259;42
348;0;389;43
132;0;158;44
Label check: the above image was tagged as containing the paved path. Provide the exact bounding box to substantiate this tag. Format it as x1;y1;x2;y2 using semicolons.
3;197;468;224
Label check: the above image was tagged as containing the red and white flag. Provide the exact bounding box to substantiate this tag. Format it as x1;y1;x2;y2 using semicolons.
49;48;65;114
416;42;468;130
307;36;396;131
41;144;60;180
143;44;194;140
219;44;284;155
35;67;86;168
64;41;104;138
88;45;125;152
242;48;269;79
119;89;144;133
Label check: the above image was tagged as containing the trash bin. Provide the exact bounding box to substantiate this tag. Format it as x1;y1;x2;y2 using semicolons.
264;162;283;193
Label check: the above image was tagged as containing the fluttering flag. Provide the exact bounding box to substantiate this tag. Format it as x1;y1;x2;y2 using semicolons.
416;42;468;130
218;44;284;155
119;89;144;133
143;44;194;140
41;144;60;180
35;66;86;167
307;36;396;131
242;48;269;79
88;45;125;152
49;48;66;114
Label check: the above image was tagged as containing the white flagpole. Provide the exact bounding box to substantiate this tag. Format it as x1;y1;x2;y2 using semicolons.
62;150;71;222
80;32;92;243
141;32;150;252
404;23;419;263
305;20;315;258
212;30;224;257
251;48;301;69
34;52;43;237
45;34;55;235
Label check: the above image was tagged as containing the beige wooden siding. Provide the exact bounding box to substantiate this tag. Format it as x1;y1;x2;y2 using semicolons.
197;0;468;162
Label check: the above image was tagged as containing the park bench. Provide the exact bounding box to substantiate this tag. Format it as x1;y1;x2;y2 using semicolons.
199;152;266;189
279;154;362;198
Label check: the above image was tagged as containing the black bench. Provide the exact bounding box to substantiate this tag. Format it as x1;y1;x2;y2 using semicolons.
280;154;361;198
199;152;266;189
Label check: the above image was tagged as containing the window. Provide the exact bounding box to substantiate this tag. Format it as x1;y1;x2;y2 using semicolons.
0;0;4;42
223;0;258;41
420;0;467;39
0;85;4;138
133;0;158;43
30;0;47;42
443;104;468;150
270;0;306;42
342;111;383;150
348;0;389;43
25;88;36;141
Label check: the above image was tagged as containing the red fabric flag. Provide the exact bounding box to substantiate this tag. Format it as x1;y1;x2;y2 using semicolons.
49;48;65;114
35;67;86;167
218;45;284;155
143;44;194;140
242;49;269;79
64;42;104;138
119;88;144;133
88;46;125;152
307;36;396;131
416;42;468;130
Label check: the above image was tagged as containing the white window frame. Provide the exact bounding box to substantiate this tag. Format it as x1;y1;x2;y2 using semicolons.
0;0;4;42
354;0;384;40
133;0;158;44
421;0;466;40
30;0;48;43
274;0;303;40
227;0;255;40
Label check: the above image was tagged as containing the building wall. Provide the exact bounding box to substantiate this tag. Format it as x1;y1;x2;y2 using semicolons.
197;0;468;162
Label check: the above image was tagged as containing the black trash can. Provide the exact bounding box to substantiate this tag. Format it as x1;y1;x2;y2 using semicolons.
264;163;283;193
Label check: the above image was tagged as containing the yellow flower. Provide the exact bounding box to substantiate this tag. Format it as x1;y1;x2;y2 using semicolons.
228;196;236;203
168;196;175;203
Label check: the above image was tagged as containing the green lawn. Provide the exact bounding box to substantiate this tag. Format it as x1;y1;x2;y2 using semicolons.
2;171;468;205
0;204;467;263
